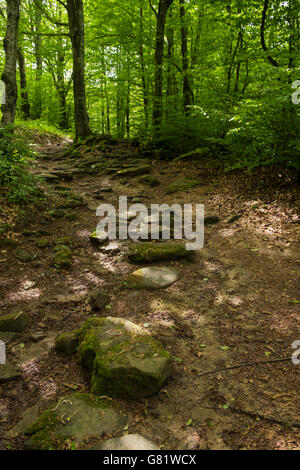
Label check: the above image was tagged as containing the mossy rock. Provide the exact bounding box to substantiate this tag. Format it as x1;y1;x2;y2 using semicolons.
204;215;220;226
127;242;192;264
89;229;108;245
55;331;80;356
24;393;127;450
117;166;150;177
53;245;72;269
0;364;21;384
37;238;50;248
165;177;202;195
90;291;111;311
0;312;29;332
16;249;34;263
0;238;18;248
140;175;160;187
79;317;172;399
55;237;72;247
0;331;18;343
49;209;66;219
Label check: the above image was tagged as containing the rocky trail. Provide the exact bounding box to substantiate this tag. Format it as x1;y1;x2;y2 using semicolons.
0;135;300;450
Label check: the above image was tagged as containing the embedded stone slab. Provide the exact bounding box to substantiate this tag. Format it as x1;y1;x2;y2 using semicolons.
24;393;128;450
126;267;180;290
127;242;192;263
79;317;172;399
165;177;202;195
0;364;21;384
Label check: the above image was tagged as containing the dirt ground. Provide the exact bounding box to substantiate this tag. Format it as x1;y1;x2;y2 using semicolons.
0;135;299;450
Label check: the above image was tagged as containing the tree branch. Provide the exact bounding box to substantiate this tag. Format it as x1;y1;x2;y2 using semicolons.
34;0;68;27
149;0;158;17
261;0;279;67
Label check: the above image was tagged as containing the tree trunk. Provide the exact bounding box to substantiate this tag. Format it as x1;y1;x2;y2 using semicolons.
33;4;43;119
1;0;20;126
180;0;193;115
66;0;91;140
152;0;174;129
139;0;149;127
18;46;31;120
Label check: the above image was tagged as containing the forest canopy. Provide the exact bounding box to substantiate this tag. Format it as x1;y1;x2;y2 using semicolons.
0;0;299;170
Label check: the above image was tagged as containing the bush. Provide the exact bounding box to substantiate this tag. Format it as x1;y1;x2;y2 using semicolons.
0;126;42;204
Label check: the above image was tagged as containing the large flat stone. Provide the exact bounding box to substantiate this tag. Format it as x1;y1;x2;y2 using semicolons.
25;393;128;450
126;267;180;290
0;364;21;384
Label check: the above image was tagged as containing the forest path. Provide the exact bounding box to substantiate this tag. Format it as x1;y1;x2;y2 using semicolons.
0;136;300;450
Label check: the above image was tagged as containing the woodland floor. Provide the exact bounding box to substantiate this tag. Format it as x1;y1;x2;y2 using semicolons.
0;133;300;450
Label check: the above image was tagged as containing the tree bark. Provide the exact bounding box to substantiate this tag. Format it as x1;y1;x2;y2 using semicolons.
152;0;175;129
1;0;20;126
32;3;43;119
180;0;193;115
66;0;91;140
18;46;31;120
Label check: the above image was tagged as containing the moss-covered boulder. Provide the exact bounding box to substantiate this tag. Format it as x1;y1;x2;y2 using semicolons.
53;245;72;269
140;175;160;187
79;317;172;399
24;393;128;450
127;242;192;264
126;267;180;290
0;312;29;332
117;166;150;177
165;177;202;195
55;331;80;356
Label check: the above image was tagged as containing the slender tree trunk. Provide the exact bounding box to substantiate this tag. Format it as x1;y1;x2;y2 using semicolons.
180;0;193;115
139;0;149;127
32;4;43;119
18;46;31;120
66;0;91;140
1;0;20;126
166;10;176;118
152;0;175;129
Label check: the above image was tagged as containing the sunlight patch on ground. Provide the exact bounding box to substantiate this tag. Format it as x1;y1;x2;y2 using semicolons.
219;228;236;238
6;287;41;302
64;276;88;294
81;270;105;287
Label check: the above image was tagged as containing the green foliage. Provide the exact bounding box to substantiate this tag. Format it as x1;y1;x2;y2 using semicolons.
0;127;42;204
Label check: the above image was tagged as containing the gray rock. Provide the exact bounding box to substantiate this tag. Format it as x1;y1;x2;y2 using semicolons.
94;434;159;450
25;393;128;450
204;215;220;226
0;312;29;332
79;317;172;399
0;364;21;383
49;209;66;218
0;331;18;343
90;291;111;311
10;405;40;437
126;267;181;290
